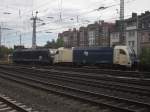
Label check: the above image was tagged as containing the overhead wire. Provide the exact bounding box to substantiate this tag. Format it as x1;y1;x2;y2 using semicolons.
3;0;137;46
37;0;135;30
4;0;133;37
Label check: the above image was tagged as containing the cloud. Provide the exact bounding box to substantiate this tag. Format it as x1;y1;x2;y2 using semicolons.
0;0;150;47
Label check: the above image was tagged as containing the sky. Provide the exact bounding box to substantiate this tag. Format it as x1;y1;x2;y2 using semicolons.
0;0;150;48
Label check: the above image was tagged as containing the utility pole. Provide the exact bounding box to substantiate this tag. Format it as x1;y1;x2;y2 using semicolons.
31;11;38;49
0;26;1;47
136;15;140;56
77;16;79;23
120;0;125;45
19;34;22;46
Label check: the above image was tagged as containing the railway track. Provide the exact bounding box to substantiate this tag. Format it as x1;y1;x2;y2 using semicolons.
4;64;150;86
3;64;150;78
47;66;150;78
3;65;150;96
0;94;37;112
0;65;150;111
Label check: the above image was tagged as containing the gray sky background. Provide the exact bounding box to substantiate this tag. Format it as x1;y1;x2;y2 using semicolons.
0;0;149;48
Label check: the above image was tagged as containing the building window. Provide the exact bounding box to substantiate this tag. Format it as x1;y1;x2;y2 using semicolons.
142;36;145;42
128;31;135;37
149;33;150;41
148;23;150;28
88;31;95;46
128;41;131;46
128;41;135;47
120;49;126;55
132;41;135;47
142;23;144;28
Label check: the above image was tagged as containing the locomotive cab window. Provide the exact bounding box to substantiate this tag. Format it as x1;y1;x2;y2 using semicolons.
56;51;59;54
120;49;126;55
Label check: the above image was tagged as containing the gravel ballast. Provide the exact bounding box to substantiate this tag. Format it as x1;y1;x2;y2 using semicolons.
0;76;105;112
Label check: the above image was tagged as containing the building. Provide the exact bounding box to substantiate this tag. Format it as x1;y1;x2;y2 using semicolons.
72;28;79;47
58;11;150;51
87;22;101;47
87;21;113;47
125;11;150;55
110;13;143;55
125;13;139;55
58;28;79;48
58;29;72;48
110;31;120;47
100;22;114;47
110;20;120;47
138;11;150;51
110;12;150;55
78;27;88;47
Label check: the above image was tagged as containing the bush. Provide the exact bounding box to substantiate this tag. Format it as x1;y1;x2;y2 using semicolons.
0;46;13;59
140;48;150;71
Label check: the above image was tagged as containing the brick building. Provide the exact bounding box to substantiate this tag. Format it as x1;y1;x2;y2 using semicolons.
100;22;114;47
87;21;114;47
58;29;72;48
138;11;150;50
72;28;79;47
58;11;150;51
87;22;101;47
78;27;88;47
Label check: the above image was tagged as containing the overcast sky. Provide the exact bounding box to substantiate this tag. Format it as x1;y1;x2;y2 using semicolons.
0;0;150;48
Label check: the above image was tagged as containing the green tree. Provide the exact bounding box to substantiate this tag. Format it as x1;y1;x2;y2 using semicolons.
140;48;150;65
0;46;13;59
56;37;64;48
140;48;150;71
45;39;56;48
44;38;64;48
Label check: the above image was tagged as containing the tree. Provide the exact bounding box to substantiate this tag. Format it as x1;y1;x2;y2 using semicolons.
140;48;150;64
56;37;64;48
45;39;56;48
140;47;150;71
0;46;13;59
44;38;64;48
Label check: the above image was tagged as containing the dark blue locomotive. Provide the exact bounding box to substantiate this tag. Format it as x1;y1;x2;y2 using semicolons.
54;46;137;68
12;48;54;64
73;47;114;65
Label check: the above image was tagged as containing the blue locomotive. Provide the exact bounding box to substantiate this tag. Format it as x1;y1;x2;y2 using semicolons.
54;46;137;68
12;48;55;64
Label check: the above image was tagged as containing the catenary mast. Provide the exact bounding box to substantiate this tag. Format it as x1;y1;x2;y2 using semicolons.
120;0;125;45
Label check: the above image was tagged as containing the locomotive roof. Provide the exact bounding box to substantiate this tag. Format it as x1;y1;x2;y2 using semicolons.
14;48;49;52
73;47;113;50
